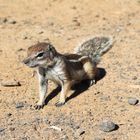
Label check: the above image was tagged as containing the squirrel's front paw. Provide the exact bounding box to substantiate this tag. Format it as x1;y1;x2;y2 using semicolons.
55;101;65;107
34;104;44;110
34;101;45;110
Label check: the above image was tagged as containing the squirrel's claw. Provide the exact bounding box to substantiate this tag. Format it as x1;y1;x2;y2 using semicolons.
34;104;44;110
90;79;96;86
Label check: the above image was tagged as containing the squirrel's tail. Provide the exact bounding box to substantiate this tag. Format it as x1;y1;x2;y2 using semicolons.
74;36;114;64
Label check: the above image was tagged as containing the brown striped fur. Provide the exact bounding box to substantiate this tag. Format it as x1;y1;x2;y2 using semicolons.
23;36;113;109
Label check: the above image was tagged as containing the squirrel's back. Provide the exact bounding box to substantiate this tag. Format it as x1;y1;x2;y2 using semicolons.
74;36;114;64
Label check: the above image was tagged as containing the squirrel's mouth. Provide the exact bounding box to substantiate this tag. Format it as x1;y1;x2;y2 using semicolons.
24;62;38;68
28;64;39;68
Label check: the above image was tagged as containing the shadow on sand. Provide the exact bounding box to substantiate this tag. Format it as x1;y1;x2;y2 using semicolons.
45;68;106;105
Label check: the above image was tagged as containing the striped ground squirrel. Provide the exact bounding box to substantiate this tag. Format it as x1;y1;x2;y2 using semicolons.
23;36;113;109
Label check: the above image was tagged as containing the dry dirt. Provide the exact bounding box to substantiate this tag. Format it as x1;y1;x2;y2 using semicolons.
0;0;140;140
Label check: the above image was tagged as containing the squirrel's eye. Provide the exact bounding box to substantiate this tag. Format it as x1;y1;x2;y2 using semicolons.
36;52;44;58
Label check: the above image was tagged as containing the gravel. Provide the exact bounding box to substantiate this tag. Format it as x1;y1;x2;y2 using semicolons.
60;135;69;140
21;137;28;140
7;113;12;117
0;17;7;24
128;97;139;105
8;19;17;24
0;128;5;136
99;120;117;132
75;128;85;136
16;102;24;109
100;95;110;101
1;80;21;87
0;17;16;24
0;128;5;132
94;137;105;140
9;127;15;131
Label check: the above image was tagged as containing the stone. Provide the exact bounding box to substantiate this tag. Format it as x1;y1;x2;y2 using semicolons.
94;137;105;140
7;113;12;117
60;135;69;140
21;137;28;140
0;128;5;132
128;97;139;105
0;17;7;24
75;128;85;136
99;120;117;132
17;48;25;52
9;127;15;131
1;80;21;87
16;102;24;109
8;19;17;24
23;36;28;40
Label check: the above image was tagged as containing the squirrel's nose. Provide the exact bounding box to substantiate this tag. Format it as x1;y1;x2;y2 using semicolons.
22;58;29;64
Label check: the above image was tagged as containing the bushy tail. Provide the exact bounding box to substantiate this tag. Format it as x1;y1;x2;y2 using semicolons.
74;36;114;64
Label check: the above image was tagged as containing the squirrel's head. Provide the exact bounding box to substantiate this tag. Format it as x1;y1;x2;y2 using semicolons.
23;42;57;68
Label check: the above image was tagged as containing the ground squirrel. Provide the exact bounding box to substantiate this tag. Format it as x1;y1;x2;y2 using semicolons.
23;36;113;109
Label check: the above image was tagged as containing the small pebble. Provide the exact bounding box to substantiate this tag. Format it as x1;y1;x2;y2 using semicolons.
128;97;139;105
60;135;69;140
1;80;21;87
94;137;105;140
79;129;85;136
47;21;54;26
0;18;7;24
17;48;25;52
21;137;28;140
0;18;17;24
100;95;110;101
7;113;12;117
75;125;80;129
8;19;17;24
99;120;117;132
9;127;15;131
0;128;5;132
16;102;24;109
23;36;28;40
75;128;85;136
72;19;81;26
49;126;62;131
112;138;117;140
116;26;123;32
132;76;137;80
38;31;44;34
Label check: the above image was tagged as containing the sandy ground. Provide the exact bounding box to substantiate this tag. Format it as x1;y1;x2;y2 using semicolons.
0;0;140;140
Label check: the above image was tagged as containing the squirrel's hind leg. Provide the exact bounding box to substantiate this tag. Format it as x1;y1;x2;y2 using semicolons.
89;79;96;86
81;57;97;86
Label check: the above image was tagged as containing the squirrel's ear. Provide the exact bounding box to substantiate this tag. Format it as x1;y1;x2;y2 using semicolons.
48;44;57;60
